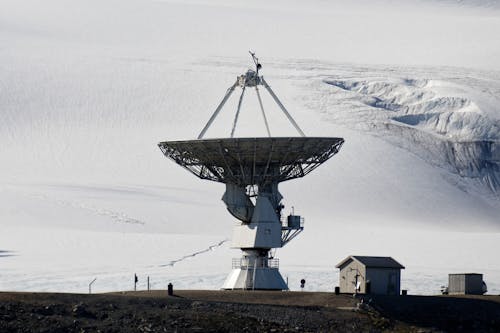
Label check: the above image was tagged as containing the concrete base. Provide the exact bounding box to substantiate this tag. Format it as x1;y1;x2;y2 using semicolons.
222;267;288;290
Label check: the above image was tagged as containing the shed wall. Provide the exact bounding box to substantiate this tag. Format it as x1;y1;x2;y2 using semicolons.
339;260;366;294
366;268;401;295
449;274;483;295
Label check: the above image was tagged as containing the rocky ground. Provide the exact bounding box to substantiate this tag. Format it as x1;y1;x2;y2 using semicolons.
0;290;499;332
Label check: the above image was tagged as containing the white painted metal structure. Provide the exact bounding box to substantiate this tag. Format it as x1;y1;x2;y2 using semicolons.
158;53;344;290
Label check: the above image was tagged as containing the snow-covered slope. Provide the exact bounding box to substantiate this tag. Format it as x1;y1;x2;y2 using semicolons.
1;0;500;294
432;0;500;9
316;68;500;195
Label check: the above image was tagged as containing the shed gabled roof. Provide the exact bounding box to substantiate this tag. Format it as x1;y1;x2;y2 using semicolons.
335;256;405;269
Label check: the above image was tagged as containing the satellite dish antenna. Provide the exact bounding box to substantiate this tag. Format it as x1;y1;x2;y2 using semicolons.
158;53;344;290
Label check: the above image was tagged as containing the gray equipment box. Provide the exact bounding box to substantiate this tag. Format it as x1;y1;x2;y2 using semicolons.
448;273;484;295
287;215;302;229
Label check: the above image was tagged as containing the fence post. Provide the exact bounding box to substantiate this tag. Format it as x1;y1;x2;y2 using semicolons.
89;278;97;294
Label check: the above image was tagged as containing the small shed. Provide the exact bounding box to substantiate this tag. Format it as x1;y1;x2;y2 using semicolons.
336;255;405;295
448;273;486;295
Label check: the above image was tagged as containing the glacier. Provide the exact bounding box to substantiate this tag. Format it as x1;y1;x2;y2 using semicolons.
1;0;500;295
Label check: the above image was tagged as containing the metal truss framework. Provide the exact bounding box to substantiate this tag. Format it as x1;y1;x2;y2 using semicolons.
158;137;344;186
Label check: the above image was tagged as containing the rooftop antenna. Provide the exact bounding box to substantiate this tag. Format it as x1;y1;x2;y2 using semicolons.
158;54;344;290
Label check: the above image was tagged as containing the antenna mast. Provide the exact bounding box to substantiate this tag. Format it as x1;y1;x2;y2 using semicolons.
249;50;262;75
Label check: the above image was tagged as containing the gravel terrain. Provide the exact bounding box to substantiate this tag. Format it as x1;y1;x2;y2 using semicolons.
1;290;499;332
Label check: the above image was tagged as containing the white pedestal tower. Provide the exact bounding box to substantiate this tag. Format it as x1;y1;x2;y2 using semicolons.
158;53;344;290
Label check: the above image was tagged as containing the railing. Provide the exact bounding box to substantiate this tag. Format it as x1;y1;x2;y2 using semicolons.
232;257;279;269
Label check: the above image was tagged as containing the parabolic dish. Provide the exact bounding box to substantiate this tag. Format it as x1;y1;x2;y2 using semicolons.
158;137;344;186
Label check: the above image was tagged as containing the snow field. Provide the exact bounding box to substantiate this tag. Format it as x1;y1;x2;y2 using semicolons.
1;0;499;294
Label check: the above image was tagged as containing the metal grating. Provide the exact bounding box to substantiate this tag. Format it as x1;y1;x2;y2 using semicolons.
158;137;344;186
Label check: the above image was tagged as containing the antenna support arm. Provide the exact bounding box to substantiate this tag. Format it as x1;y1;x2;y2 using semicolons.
198;80;238;139
261;78;305;137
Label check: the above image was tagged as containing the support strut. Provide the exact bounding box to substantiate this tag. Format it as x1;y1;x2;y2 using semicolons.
255;86;271;137
198;53;305;139
198;81;238;139
231;84;246;138
262;78;305;137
